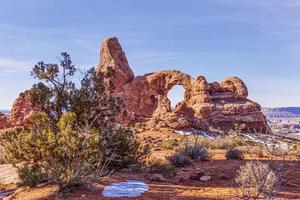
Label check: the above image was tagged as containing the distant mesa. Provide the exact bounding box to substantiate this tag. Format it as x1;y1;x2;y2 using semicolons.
262;107;300;119
0;37;271;134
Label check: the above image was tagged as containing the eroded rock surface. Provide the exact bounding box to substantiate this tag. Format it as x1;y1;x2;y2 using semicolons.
0;112;10;130
0;91;41;130
97;37;271;133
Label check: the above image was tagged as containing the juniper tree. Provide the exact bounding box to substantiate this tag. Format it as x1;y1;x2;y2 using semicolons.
30;52;76;122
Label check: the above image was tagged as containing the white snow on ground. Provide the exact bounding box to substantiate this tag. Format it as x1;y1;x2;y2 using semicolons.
175;129;215;138
102;180;149;198
242;133;291;151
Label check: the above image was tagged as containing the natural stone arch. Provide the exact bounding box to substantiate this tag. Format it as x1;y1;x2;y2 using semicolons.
167;85;185;110
145;70;193;114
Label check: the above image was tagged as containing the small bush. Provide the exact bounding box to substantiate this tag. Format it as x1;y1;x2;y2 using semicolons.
226;148;244;160
104;127;150;168
169;152;192;167
184;145;211;161
235;161;278;199
18;165;44;187
150;160;177;178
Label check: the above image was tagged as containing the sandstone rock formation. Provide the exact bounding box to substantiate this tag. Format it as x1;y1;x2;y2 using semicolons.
97;37;271;134
0;91;41;130
0;112;10;130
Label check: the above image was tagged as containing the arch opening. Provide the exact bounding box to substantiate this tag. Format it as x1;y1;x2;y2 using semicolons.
167;85;185;110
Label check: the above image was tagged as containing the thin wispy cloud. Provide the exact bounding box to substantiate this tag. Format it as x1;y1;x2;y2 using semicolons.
0;57;34;73
0;32;94;58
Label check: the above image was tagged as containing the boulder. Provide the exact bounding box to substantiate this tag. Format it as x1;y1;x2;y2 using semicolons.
200;175;211;182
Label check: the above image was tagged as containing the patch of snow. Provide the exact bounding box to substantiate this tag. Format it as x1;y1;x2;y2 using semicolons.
102;180;149;198
242;133;291;151
175;130;192;135
175;129;215;138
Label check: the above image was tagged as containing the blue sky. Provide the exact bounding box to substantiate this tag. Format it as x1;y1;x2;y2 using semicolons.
0;0;300;108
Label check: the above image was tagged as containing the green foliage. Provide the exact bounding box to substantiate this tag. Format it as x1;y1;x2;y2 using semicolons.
69;67;123;129
2;112;147;192
30;52;76;122
18;165;44;187
102;127;149;168
225;148;244;160
2;112;104;191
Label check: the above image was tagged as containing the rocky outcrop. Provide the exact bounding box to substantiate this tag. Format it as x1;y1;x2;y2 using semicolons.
96;37;134;92
0;112;10;130
0;91;41;130
97;37;271;134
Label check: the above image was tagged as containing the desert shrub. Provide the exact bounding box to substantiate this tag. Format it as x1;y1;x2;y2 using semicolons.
195;137;217;149
235;161;278;199
195;135;246;150
184;145;211;161
169;152;192;167
226;148;244;160
150;160;177;178
228;135;246;147
212;136;232;149
161;139;178;150
18;165;44;187
1;112;147;193
103;127;150;168
1;113;106;193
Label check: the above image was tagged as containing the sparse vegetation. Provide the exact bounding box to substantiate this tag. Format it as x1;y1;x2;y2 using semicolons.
150;160;177;178
168;152;192;167
184;145;211;161
191;135;247;150
226;148;244;160
235;161;279;199
18;165;44;187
